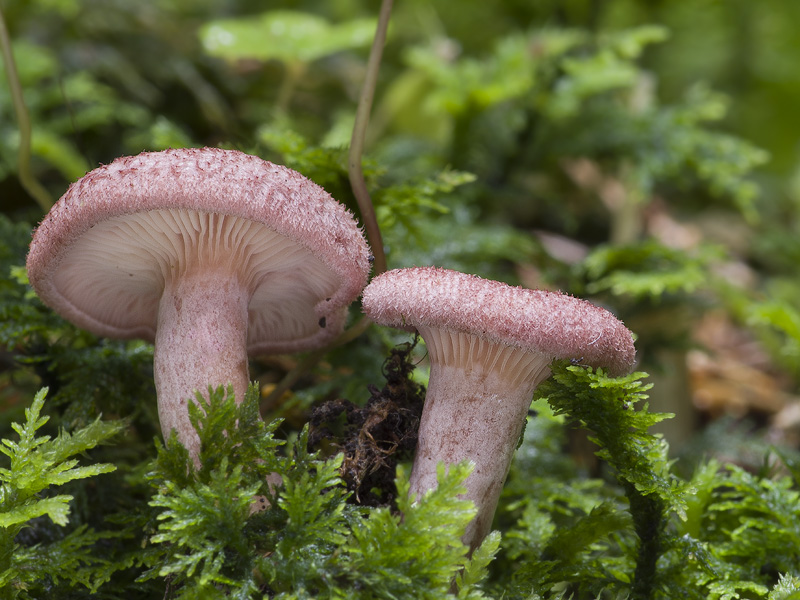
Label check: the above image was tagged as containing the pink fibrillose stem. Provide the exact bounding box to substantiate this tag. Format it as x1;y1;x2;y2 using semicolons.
154;268;251;461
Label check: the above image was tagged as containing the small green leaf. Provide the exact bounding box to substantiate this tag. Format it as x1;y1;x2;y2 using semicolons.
200;10;375;64
769;574;800;600
457;530;501;597
0;495;73;527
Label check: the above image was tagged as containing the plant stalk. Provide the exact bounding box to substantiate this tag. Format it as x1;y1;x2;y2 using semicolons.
627;483;666;600
0;6;54;211
348;0;393;277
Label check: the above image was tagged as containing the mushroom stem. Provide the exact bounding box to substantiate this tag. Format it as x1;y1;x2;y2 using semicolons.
409;328;552;552
154;268;250;462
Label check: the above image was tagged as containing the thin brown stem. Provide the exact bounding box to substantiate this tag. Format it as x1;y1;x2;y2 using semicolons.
348;0;393;276
0;6;53;211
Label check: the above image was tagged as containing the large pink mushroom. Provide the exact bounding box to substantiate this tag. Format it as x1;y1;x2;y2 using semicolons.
362;267;636;551
27;147;371;461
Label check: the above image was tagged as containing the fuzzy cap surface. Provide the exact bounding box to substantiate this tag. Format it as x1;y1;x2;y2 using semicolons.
362;266;636;376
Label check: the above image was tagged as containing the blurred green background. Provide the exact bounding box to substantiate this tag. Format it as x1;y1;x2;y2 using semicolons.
3;0;798;203
4;1;800;597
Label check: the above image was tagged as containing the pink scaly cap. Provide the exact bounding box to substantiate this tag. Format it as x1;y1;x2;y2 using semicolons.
362;266;636;376
27;147;371;353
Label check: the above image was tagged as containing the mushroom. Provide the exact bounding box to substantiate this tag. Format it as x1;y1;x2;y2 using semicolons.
27;147;371;463
361;267;636;551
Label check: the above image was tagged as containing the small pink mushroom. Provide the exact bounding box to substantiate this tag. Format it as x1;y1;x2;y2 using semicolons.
27;147;371;463
362;267;636;551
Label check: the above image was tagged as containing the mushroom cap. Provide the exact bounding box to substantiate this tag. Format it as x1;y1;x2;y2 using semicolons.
362;267;636;376
26;147;371;353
